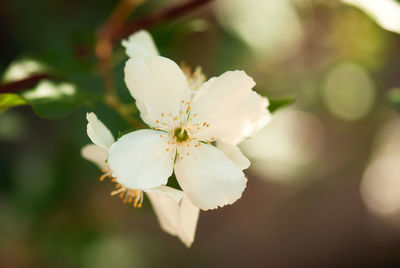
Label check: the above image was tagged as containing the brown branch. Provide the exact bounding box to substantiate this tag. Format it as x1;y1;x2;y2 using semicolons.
96;0;146;128
111;0;215;43
0;73;53;94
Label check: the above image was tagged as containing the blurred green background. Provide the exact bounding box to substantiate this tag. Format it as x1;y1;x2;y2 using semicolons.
2;0;400;267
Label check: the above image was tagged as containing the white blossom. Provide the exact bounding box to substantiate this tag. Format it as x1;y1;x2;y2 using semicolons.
108;30;271;210
83;113;199;247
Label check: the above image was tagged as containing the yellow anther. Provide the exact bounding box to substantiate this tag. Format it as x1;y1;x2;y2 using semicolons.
156;120;159;124
161;113;164;117
99;173;108;181
173;116;178;121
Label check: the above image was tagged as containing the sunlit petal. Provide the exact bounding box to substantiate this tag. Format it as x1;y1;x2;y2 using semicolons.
86;112;115;149
81;144;109;171
174;142;247;210
108;129;175;189
216;141;250;170
191;71;270;144
124;56;191;128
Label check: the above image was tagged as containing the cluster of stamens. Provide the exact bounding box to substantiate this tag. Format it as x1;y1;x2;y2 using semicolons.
154;99;216;161
99;170;143;208
180;63;206;91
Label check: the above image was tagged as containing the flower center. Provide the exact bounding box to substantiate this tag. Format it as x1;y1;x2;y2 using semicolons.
174;127;189;142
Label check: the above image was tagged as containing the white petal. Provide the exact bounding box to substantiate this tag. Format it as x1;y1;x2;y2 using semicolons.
146;186;199;247
108;129;175;189
81;144;109;171
216;141;250;170
191;71;271;144
86;112;115;149
124;56;190;128
174;142;247;210
122;30;159;58
145;185;184;202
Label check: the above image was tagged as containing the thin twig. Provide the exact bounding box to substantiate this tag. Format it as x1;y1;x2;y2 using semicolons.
96;0;146;128
0;73;53;94
111;0;215;43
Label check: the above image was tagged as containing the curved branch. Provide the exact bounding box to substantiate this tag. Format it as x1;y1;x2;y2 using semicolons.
111;0;215;43
0;73;53;94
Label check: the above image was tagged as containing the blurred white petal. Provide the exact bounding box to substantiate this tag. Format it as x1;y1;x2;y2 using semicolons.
343;0;400;34
146;186;199;247
215;0;303;60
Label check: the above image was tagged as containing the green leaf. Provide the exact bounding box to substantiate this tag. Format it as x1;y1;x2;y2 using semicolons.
22;80;89;119
0;93;28;113
268;97;296;113
388;88;400;113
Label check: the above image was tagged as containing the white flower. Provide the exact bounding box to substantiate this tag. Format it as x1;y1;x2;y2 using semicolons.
83;113;200;247
107;30;272;210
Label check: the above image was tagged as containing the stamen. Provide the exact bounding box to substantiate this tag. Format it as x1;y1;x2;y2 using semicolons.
99;173;108;181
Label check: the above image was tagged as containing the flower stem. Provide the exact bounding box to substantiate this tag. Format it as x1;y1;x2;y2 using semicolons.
111;0;216;43
96;0;146;128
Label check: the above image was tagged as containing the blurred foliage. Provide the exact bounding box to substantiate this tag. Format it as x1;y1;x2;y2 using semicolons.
0;93;27;113
268;97;296;113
